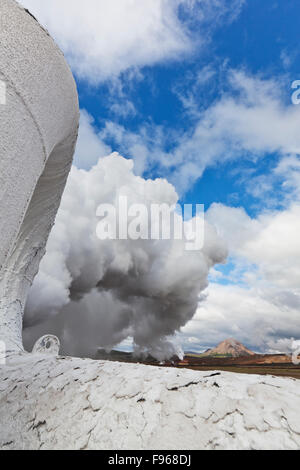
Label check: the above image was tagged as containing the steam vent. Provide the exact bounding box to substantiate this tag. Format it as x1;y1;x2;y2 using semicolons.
0;0;299;450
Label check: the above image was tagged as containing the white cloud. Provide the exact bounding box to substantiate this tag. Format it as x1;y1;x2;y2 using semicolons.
19;0;191;83
19;0;244;84
201;71;300;156
243;205;300;289
180;282;300;354
74;110;111;169
189;198;300;353
93;70;300;193
110;100;136;119
99;120;166;175
207;202;300;290
274;154;300;201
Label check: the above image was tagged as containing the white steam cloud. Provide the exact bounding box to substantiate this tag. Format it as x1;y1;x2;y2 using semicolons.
23;154;227;360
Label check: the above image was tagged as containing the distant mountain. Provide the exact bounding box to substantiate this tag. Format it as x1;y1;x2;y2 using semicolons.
202;338;255;358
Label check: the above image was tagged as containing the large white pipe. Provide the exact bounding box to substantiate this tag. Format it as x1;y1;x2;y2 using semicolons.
0;0;79;351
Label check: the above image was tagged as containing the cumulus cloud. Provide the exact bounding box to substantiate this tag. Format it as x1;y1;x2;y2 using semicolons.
23;154;227;360
199;71;300;157
19;0;190;83
96;70;300;192
183;197;300;354
19;0;244;84
74;110;111;169
207;202;300;290
175;140;300;354
180;282;300;354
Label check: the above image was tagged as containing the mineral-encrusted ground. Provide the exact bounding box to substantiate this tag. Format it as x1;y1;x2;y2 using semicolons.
0;354;299;450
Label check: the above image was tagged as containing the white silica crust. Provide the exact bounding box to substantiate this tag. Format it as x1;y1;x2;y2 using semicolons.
0;355;300;450
0;0;79;351
32;335;60;356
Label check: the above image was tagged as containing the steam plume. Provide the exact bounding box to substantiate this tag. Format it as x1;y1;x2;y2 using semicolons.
23;153;227;360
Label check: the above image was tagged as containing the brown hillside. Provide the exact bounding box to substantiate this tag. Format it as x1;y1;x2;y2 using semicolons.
204;338;255;357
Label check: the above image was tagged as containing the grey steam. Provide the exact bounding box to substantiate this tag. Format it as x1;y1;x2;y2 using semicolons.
23;154;227;360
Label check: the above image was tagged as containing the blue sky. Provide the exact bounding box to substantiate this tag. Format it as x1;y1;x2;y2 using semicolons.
21;0;300;355
74;0;300;211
